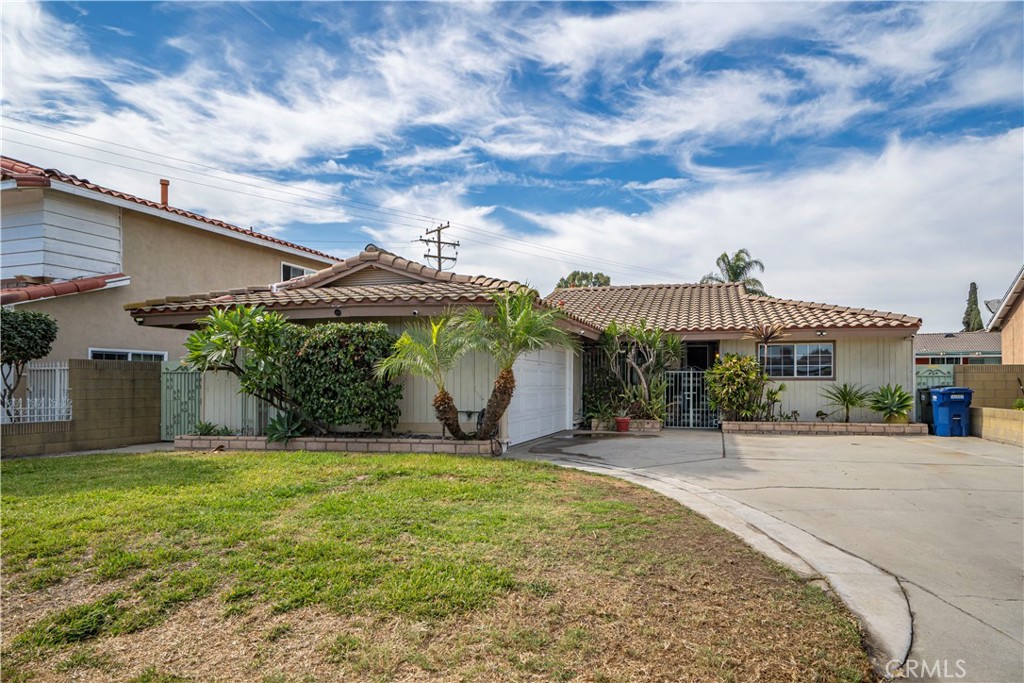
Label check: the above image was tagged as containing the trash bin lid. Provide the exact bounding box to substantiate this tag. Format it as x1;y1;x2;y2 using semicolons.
931;387;973;395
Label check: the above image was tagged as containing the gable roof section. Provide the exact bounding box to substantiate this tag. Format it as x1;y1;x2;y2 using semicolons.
125;245;604;337
1;273;130;306
1;156;338;264
987;265;1024;332
545;283;921;335
913;331;1001;356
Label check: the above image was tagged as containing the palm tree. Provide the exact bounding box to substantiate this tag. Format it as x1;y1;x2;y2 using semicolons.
700;249;767;296
459;289;576;440
375;314;470;439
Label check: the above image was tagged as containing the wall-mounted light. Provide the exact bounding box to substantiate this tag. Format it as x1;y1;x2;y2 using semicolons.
134;317;145;325
815;330;827;337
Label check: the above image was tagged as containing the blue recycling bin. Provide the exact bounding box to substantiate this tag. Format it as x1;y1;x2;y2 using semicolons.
929;387;973;437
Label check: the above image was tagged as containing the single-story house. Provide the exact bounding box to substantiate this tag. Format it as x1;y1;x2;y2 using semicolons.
126;244;602;445
987;265;1024;364
546;282;922;424
130;245;923;439
913;331;1001;366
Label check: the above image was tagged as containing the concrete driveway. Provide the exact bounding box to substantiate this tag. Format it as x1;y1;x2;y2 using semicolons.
512;431;1023;683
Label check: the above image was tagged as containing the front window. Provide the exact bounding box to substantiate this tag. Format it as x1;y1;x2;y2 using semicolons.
89;349;168;362
758;343;834;378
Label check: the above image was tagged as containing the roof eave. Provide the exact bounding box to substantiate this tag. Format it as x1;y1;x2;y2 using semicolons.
987;264;1024;331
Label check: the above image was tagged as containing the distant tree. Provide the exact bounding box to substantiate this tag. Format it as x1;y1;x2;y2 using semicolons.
962;282;983;332
1;309;59;417
700;249;767;296
556;271;611;288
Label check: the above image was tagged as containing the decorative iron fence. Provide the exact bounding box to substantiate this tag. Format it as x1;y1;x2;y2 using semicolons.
664;369;718;429
1;362;72;424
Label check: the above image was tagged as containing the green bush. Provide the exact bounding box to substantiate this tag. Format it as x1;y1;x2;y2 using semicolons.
284;323;402;434
1014;398;1024;411
705;353;786;421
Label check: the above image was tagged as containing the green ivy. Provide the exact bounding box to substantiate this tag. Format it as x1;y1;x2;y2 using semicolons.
284;323;403;434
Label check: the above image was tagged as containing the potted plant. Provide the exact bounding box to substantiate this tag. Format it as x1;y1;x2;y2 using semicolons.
868;384;914;424
613;405;631;432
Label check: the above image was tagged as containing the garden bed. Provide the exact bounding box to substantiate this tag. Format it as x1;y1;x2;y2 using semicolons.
175;434;499;455
721;421;927;435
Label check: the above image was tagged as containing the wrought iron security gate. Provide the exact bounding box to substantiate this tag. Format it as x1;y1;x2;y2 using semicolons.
161;363;201;441
664;369;718;429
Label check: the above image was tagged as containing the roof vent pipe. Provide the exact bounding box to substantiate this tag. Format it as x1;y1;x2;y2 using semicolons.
159;179;169;206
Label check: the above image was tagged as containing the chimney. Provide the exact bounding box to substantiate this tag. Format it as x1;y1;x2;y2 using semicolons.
159;179;169;206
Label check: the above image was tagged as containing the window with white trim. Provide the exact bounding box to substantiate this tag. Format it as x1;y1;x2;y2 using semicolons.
89;349;168;362
758;342;834;378
281;262;316;281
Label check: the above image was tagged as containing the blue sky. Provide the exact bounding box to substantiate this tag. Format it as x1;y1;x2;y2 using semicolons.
2;1;1022;332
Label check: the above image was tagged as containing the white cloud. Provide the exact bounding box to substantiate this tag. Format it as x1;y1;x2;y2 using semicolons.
370;130;1023;333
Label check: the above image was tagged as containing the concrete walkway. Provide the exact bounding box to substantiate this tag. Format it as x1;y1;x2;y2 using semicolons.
510;431;1023;683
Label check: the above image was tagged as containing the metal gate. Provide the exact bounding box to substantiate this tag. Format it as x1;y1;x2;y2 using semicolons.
161;362;201;440
665;369;718;429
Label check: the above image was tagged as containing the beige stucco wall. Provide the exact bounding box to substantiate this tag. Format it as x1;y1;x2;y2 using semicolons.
719;335;916;422
14;198;333;363
999;295;1023;364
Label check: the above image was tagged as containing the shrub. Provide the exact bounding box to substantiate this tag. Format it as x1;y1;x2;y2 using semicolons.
821;383;871;423
868;384;914;422
705;353;786;421
1014;398;1024;411
284;322;402;434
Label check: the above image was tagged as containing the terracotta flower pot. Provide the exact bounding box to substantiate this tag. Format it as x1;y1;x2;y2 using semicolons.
614;417;631;432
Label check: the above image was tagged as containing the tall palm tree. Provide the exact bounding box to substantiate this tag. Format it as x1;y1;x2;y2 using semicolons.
459;289;576;440
375;314;469;439
700;249;767;296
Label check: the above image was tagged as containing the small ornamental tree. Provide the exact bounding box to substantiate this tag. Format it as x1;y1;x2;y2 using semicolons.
1;308;59;416
962;282;983;332
460;289;576;439
285;322;402;434
601;320;682;421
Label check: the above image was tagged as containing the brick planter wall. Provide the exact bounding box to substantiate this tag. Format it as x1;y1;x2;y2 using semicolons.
721;421;928;436
174;435;498;455
970;407;1024;447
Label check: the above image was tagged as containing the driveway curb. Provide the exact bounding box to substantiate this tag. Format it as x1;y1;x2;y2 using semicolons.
531;455;913;678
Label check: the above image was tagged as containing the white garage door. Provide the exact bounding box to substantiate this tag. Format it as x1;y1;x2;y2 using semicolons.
506;349;570;445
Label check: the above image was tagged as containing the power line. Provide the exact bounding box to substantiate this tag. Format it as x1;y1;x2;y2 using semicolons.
418;222;459;271
2;119;687;281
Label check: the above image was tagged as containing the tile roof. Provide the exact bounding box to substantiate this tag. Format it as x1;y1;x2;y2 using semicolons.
127;281;514;314
545;283;922;333
1;156;338;263
125;245;603;337
914;331;1001;355
276;244;523;292
1;273;128;305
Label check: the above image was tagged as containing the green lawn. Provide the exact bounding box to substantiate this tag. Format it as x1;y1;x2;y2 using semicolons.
1;451;872;682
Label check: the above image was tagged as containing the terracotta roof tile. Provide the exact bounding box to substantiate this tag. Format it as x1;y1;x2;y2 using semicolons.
1;273;128;305
1;156;339;263
544;283;921;332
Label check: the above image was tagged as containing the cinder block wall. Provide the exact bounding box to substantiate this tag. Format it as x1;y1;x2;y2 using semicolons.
1;360;161;457
970;407;1023;448
954;364;1024;409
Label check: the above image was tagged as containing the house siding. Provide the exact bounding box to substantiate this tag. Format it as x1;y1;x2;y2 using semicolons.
1000;295;1023;364
719;335;915;422
8;193;333;363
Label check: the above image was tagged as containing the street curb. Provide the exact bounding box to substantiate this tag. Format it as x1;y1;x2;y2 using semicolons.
536;456;912;679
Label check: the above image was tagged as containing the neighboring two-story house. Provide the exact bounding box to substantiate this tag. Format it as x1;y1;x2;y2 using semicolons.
1;156;339;363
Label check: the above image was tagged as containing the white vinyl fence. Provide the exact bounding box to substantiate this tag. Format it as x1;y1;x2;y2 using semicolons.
1;362;72;424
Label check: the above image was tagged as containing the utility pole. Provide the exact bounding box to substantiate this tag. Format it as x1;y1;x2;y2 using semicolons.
418;222;459;271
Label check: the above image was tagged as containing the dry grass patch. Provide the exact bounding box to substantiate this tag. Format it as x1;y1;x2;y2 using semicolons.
2;451;872;682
